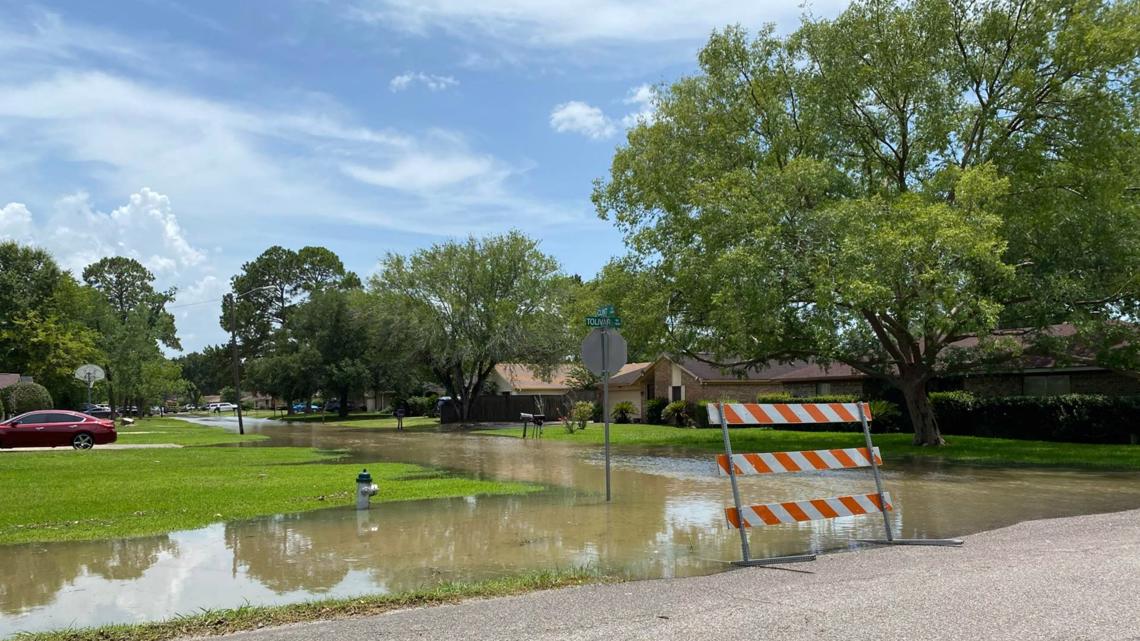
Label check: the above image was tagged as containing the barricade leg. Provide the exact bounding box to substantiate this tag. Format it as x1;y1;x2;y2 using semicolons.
854;403;963;547
720;403;816;566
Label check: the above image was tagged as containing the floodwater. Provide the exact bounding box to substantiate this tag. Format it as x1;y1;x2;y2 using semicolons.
3;419;1140;636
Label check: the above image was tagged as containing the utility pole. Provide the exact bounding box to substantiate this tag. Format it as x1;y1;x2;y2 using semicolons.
228;293;245;435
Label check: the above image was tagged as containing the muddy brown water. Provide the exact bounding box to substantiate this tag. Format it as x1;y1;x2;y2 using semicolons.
3;418;1140;636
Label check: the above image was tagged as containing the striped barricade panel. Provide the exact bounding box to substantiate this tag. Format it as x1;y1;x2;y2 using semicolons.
725;492;893;529
707;402;872;426
716;447;882;476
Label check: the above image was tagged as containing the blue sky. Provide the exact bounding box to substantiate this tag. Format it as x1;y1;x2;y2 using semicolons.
0;0;844;351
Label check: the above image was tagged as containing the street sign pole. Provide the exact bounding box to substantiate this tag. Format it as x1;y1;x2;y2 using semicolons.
603;327;611;502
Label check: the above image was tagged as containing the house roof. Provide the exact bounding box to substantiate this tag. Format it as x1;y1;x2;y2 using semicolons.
0;373;22;388
607;362;653;386
495;364;574;392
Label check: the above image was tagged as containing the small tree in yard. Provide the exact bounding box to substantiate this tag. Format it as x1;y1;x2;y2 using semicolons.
595;1;1140;445
570;401;594;430
372;232;572;423
612;401;636;424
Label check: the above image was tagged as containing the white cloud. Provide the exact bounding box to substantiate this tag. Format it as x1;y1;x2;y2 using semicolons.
389;71;459;92
342;153;497;191
3;188;205;278
549;101;615;140
0;202;34;242
347;0;842;46
621;83;657;127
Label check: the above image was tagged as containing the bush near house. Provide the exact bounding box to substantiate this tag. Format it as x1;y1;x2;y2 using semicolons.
644;398;668;425
570;401;594;430
662;400;700;427
930;392;1140;444
1;381;53;417
611;401;636;424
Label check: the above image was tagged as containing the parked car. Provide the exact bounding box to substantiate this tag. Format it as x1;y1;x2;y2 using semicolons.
0;410;117;450
291;402;321;413
207;402;238;412
80;403;113;418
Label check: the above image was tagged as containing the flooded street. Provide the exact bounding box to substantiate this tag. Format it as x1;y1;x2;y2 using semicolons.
4;420;1140;636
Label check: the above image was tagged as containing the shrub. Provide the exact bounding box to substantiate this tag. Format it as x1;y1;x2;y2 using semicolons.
865;399;903;432
2;382;53;416
930;393;1140;444
645;398;668;425
406;395;438;417
591;401;604;423
662;400;699;427
612;401;636;424
570;401;594;429
755;393;859;403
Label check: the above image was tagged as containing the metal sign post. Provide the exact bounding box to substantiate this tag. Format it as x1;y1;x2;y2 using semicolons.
580;306;626;503
602;327;611;502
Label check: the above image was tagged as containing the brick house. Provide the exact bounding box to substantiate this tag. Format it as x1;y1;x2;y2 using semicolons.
604;355;870;421
486;364;575;396
604;351;1140;421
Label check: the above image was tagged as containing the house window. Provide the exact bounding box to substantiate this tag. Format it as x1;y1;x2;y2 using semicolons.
646;382;655;400
1024;375;1070;396
816;382;832;395
671;385;683;402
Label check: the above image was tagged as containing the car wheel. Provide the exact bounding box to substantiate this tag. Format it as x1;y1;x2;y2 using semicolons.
72;432;95;450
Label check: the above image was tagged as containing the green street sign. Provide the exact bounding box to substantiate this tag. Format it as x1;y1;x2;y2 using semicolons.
596;304;615;316
586;315;622;328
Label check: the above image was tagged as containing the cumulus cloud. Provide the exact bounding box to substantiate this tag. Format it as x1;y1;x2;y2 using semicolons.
549;101;615;140
2;188;205;277
0;203;34;242
389;71;459;92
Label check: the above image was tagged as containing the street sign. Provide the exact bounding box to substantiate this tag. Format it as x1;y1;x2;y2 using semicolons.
580;329;628;377
74;364;105;384
586;315;622;328
596;304;615;316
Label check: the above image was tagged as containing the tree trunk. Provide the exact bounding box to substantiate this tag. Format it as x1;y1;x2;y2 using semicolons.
338;387;349;418
900;378;944;446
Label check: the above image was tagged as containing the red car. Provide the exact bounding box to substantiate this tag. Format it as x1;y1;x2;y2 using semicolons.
0;410;117;450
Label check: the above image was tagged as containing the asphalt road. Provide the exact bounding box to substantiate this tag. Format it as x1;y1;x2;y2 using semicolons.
216;508;1140;641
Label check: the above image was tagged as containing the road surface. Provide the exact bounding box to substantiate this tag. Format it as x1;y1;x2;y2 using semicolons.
215;507;1140;641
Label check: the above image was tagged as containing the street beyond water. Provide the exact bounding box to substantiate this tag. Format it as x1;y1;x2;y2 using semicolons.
4;417;1140;636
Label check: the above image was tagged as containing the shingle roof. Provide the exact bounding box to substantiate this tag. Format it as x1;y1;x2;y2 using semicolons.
495;364;574;392
0;373;21;388
607;362;653;386
673;355;864;382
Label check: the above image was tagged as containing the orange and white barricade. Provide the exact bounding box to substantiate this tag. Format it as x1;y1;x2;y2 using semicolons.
709;402;962;566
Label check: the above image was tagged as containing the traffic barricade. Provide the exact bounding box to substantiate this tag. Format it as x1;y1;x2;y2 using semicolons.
708;401;963;566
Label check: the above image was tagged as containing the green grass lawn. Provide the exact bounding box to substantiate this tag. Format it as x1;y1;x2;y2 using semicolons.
0;419;539;545
115;417;269;445
478;422;1140;470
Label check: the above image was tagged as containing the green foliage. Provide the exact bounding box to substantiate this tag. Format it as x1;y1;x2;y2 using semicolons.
611;400;636;423
373;232;573;421
0;242;100;406
644;398;668;425
404;395;438;417
754;393;859;403
570;401;594;429
219;386;238;404
866;399;903;433
929;394;1140;444
591;401;604;423
2;381;53;415
662;400;699;427
594;1;1140;446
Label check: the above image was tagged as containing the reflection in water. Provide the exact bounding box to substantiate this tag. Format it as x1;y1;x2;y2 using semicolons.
0;536;176;615
3;422;1140;636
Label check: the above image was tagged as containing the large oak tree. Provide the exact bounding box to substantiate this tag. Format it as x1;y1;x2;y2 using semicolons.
593;0;1140;445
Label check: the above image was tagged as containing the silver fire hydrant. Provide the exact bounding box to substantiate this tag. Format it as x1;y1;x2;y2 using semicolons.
356;468;379;510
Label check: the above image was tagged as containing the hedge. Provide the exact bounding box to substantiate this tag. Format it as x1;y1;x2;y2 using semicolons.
2;381;54;417
644;398;668;425
929;392;1140;444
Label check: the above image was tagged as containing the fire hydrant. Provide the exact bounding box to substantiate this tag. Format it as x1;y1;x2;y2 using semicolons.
356;468;379;510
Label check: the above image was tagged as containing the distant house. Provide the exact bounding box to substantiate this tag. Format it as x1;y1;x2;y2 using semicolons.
486;364;575;396
604;356;868;421
604;337;1140;420
0;373;23;389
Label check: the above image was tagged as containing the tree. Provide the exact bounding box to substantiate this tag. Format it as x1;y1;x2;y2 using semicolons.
372;232;572;422
292;288;371;418
82;257;180;415
594;1;1140;445
0;242;100;407
224;245;351;355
